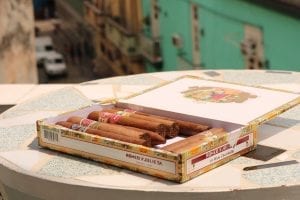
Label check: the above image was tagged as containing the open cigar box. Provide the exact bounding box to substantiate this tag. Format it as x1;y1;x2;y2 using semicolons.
37;75;300;183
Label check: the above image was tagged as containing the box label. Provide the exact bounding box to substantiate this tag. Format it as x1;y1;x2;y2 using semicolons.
40;127;176;174
187;134;253;174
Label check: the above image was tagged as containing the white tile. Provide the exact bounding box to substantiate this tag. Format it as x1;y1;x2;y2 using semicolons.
75;84;151;102
291;124;300;132
0;150;51;171
257;124;285;142
0;111;59;127
261;83;300;93
178;165;241;188
0;84;35;104
19;84;72;103
151;71;205;81
75;85;116;101
120;85;152;95
276;153;290;161
145;165;242;191
258;125;300;150
75;171;156;188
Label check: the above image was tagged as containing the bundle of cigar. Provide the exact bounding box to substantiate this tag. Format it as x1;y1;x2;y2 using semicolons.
87;108;210;137
56;116;165;147
55;107;218;150
161;128;227;153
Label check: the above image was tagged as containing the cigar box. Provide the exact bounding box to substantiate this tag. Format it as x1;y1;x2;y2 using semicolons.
37;76;300;183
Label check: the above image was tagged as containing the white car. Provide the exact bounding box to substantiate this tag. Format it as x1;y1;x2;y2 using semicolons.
35;36;54;65
44;52;67;76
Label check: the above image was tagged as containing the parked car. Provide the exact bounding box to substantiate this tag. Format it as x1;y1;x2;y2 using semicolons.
43;51;67;76
35;36;54;66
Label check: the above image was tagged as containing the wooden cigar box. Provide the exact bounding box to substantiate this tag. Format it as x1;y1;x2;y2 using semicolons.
37;76;300;183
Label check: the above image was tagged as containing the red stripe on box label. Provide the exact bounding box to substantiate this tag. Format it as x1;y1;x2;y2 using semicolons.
191;144;231;165
236;135;249;145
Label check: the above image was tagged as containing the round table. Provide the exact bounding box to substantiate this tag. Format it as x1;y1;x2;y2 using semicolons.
1;70;300;200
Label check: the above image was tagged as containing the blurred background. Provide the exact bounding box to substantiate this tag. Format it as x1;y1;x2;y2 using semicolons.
0;0;300;84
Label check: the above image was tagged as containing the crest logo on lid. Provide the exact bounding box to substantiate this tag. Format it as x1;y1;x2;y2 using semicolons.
181;86;257;103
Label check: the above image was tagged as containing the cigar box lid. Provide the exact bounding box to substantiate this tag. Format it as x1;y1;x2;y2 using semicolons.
119;76;300;126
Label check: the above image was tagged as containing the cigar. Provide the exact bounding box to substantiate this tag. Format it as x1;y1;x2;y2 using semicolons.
66;116;150;141
103;108;179;138
123;125;166;145
173;119;210;136
56;121;151;147
117;108;210;136
161;128;226;153
87;111;168;138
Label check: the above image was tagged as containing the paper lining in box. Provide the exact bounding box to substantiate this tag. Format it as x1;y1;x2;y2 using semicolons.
119;76;300;126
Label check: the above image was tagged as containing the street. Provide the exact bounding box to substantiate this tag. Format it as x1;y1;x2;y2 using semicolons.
38;59;97;83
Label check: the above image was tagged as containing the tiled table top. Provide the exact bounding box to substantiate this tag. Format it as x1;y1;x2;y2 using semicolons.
0;70;300;200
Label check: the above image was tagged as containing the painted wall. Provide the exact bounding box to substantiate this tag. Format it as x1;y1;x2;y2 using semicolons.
142;0;300;71
64;0;84;16
0;0;37;83
196;0;300;71
158;0;193;71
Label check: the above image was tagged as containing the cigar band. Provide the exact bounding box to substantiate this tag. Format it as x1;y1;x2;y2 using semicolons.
116;111;131;117
98;112;111;123
98;112;121;123
204;131;214;137
80;118;95;127
109;114;121;123
206;135;218;141
71;124;87;132
124;109;136;114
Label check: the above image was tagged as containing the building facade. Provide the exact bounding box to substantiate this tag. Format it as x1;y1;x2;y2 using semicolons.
84;0;144;75
0;0;37;83
141;0;300;72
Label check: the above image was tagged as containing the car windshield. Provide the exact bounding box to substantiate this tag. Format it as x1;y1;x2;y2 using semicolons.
45;45;53;51
54;58;63;63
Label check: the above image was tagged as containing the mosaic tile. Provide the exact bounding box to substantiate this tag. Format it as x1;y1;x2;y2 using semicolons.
75;170;156;188
258;126;300;150
2;87;92;116
228;156;264;165
268;117;300;129
0;85;35;105
181;165;241;188
292;151;300;160
0;124;35;151
0;111;58;126
222;70;300;86
243;163;300;186
81;74;164;86
38;154;121;178
0;150;49;171
19;84;72;103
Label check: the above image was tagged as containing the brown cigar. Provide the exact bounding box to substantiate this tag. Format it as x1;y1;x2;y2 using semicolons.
119;108;210;136
87;111;167;138
56;121;151;147
122;125;166;145
66;116;150;141
161;128;226;153
103;108;179;138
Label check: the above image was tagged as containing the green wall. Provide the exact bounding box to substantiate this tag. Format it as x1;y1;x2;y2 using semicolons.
158;0;193;71
142;0;300;71
65;0;84;16
141;0;151;38
194;0;300;71
199;7;244;69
